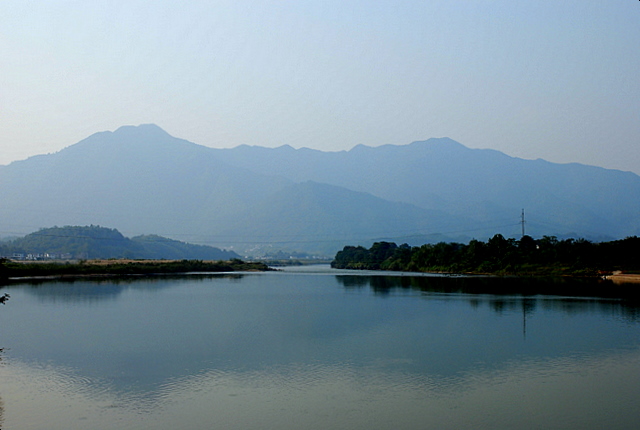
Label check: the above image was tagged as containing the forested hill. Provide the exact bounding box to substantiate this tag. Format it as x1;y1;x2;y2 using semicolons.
0;225;240;260
332;235;640;276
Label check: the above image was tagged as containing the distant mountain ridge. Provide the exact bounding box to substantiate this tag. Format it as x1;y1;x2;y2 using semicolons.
213;137;640;240
0;124;638;256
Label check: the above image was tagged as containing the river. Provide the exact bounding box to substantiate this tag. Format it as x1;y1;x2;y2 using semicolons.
0;266;638;429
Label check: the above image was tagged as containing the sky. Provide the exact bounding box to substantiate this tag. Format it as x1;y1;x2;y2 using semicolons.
2;1;639;173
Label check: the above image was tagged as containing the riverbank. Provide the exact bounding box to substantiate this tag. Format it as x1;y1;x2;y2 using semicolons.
605;271;640;285
0;258;272;280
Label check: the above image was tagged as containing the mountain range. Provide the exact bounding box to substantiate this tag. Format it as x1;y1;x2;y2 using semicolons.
1;124;638;256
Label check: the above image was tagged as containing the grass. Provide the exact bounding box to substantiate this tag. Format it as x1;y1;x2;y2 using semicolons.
0;258;271;279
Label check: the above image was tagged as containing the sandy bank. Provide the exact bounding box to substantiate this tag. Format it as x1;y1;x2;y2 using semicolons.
605;271;640;285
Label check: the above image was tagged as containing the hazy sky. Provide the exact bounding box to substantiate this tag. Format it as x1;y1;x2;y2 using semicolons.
2;1;639;173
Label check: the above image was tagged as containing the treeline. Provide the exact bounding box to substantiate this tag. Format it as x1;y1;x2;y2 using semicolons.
332;235;640;275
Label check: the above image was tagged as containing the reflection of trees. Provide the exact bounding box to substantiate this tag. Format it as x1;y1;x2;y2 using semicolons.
522;298;537;315
336;275;414;293
335;274;640;322
489;298;538;315
539;298;640;321
335;275;369;289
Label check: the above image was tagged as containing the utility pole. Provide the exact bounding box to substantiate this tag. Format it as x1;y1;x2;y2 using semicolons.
521;208;526;238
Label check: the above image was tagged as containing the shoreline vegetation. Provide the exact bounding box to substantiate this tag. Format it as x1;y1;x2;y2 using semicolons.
0;258;271;281
332;235;640;281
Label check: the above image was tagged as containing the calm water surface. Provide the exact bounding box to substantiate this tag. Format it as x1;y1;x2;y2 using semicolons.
0;266;639;429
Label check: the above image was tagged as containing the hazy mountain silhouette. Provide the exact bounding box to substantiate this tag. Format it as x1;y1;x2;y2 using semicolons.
1;124;638;255
217;181;470;255
213;138;640;241
0;125;291;246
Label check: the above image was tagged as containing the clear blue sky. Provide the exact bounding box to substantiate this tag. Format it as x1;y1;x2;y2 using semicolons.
2;1;639;173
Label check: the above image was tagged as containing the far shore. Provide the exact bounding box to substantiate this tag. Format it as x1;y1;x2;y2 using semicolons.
0;258;272;280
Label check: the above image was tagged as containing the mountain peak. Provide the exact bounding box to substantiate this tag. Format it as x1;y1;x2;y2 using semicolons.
113;123;171;138
408;137;467;149
60;124;197;158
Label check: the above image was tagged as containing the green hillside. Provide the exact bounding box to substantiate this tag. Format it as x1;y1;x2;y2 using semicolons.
0;225;240;260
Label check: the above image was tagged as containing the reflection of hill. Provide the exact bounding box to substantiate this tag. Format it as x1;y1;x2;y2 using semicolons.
14;274;246;303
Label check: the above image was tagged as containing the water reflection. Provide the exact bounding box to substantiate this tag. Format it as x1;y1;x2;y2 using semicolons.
1;272;640;429
2;347;640;430
336;274;640;322
336;273;631;297
3;273;247;304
